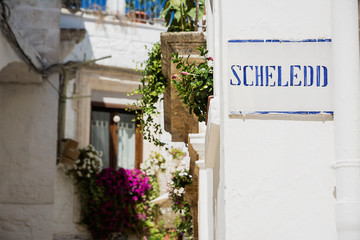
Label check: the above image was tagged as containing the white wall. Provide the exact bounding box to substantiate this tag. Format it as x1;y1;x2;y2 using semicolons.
0;79;59;240
207;0;337;239
61;11;166;69
0;1;60;239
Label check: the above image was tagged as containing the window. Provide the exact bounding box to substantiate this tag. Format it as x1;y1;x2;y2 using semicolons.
90;104;142;169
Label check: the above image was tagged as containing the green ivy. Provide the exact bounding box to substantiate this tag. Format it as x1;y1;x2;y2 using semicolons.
131;42;167;147
161;0;205;32
171;44;213;122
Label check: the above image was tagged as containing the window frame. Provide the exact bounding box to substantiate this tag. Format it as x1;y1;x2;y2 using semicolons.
91;101;143;169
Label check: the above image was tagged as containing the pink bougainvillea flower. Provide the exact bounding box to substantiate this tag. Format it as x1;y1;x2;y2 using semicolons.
209;56;213;61
85;167;152;239
180;71;189;76
172;74;178;79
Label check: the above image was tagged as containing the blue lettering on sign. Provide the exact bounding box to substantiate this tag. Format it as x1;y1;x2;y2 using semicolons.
230;65;241;85
290;65;302;86
265;66;276;87
230;64;329;87
255;66;263;86
304;66;314;86
278;66;282;87
243;66;254;86
317;66;328;87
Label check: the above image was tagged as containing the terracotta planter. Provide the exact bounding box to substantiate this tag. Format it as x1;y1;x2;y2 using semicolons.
134;11;149;24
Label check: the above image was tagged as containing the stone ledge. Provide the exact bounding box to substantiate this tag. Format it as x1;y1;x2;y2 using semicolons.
160;32;206;79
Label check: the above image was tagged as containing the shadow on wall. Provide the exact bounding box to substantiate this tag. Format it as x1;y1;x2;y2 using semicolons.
0;62;41;83
60;13;94;63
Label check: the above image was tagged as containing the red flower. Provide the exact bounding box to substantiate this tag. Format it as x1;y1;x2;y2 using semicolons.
209;56;213;61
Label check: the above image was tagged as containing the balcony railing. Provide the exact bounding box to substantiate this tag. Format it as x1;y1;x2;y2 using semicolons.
62;0;167;25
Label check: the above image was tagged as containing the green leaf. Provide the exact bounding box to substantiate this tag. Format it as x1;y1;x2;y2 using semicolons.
187;7;196;19
174;9;181;21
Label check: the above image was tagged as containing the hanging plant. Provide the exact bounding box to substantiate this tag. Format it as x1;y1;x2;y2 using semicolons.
130;42;167;147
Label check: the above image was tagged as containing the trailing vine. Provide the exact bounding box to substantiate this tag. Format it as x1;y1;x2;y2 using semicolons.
171;44;213;122
131;42;167;147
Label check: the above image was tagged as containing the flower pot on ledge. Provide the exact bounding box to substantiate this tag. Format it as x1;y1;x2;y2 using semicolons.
160;32;206;143
134;11;149;24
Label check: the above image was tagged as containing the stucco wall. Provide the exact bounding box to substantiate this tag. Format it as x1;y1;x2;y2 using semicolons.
208;0;337;239
7;0;60;65
0;80;59;240
0;0;60;240
0;1;60;239
61;11;166;69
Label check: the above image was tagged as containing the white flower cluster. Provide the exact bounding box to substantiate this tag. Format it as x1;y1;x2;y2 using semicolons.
140;151;167;176
73;145;103;179
173;187;184;196
167;179;176;195
177;167;191;178
167;168;192;198
172;161;189;175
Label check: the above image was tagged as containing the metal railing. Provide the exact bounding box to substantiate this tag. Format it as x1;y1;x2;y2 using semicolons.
125;0;166;23
81;0;107;11
62;0;167;25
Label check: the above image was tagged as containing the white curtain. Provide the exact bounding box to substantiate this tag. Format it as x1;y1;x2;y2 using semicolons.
117;121;136;169
91;111;110;168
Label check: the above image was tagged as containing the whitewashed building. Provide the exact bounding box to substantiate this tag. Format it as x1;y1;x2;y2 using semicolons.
194;0;360;239
3;0;360;240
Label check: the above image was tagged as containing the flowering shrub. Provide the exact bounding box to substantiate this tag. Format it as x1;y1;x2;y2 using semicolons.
171;44;213;122
141;148;194;239
167;150;193;239
69;145;103;180
83;168;151;239
140;151;167;175
168;148;187;160
168;165;192;213
67;145;154;240
140;151;169;240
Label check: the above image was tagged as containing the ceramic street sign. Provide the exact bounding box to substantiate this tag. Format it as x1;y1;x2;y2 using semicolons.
227;39;332;116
